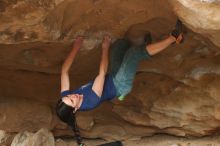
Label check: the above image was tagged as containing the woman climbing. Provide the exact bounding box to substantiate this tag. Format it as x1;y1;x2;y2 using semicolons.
56;20;184;146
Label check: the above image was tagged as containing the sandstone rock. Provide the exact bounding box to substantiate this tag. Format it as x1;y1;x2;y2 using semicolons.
0;130;15;146
0;0;220;141
0;130;7;144
113;71;220;136
170;144;181;146
55;139;67;146
85;124;127;140
11;129;55;146
0;0;174;43
170;0;220;47
77;113;94;131
0;98;52;132
11;131;34;146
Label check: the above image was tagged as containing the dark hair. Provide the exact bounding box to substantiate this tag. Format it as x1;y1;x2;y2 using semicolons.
56;99;83;146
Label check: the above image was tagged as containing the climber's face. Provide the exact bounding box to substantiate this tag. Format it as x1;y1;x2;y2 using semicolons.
62;94;83;110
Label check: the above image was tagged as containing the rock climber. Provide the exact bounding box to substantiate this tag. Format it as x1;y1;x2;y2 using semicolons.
56;20;184;146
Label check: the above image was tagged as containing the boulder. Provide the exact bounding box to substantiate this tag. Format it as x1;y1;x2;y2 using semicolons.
0;98;52;132
170;0;220;47
0;0;220;141
11;129;55;146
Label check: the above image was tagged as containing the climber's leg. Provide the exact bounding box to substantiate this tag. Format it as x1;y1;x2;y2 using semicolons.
113;44;151;100
109;39;131;77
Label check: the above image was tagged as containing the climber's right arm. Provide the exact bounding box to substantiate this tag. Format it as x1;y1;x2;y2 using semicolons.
61;37;84;92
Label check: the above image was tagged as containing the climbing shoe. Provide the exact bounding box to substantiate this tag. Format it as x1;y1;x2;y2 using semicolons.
118;95;126;101
171;19;184;44
144;32;152;45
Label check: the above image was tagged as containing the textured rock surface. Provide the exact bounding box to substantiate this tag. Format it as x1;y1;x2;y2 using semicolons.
55;139;67;146
0;98;52;132
0;0;220;142
11;129;55;146
0;130;8;144
55;134;220;146
170;0;220;47
0;0;174;44
0;130;14;146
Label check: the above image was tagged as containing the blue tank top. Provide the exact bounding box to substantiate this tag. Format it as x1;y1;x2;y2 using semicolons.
60;74;117;111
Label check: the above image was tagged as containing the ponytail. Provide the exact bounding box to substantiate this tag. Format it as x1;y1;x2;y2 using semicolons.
56;99;84;146
68;112;83;146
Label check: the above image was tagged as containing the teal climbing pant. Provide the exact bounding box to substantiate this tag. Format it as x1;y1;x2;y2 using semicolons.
109;39;151;99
